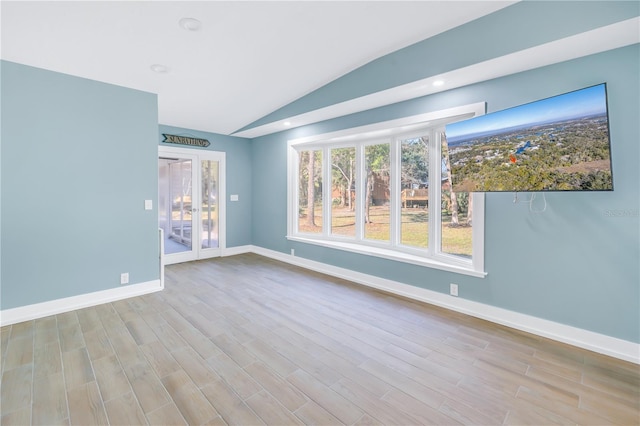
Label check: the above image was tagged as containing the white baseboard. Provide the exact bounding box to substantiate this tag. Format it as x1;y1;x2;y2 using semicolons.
222;245;253;257
0;279;162;327
250;245;640;364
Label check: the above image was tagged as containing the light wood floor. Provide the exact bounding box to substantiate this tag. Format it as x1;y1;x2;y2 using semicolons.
1;253;639;425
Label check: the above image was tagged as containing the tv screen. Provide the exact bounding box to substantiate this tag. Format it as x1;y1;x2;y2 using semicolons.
445;84;613;192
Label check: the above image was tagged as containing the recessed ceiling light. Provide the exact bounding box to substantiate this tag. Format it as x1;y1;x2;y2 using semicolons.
432;80;445;87
283;121;291;126
150;64;170;74
179;17;202;32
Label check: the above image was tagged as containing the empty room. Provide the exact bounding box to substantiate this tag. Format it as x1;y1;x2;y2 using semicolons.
1;1;639;425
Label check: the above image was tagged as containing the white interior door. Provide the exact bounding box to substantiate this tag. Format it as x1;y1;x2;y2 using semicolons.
159;146;225;265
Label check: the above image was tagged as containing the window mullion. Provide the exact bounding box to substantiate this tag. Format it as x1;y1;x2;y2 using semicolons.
429;129;441;256
390;138;400;247
322;146;331;238
355;144;365;241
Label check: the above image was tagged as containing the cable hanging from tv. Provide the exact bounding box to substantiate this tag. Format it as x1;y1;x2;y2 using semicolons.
513;192;547;213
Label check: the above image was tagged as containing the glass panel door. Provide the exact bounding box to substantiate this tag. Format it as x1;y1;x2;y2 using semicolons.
201;160;219;250
159;157;194;257
159;146;226;265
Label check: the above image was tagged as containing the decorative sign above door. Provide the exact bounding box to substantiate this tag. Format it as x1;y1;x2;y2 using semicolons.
162;134;210;148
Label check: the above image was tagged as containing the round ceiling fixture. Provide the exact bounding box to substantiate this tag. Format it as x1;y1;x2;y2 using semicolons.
150;64;170;74
179;17;202;32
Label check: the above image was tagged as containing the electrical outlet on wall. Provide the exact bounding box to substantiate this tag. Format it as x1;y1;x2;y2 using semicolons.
120;273;129;285
450;283;459;297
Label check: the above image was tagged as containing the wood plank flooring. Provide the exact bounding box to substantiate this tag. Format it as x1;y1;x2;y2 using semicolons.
1;253;639;425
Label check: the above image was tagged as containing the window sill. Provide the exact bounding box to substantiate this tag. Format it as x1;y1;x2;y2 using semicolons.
287;235;487;278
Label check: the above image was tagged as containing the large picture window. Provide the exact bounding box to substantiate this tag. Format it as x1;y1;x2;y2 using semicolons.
287;104;486;277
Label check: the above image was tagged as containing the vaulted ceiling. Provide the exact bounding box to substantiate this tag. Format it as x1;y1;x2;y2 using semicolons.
2;2;637;138
1;1;515;135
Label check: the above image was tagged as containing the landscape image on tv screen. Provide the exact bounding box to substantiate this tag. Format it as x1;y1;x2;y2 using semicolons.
445;84;613;192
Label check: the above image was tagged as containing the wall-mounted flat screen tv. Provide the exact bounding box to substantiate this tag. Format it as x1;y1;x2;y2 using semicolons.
445;83;613;192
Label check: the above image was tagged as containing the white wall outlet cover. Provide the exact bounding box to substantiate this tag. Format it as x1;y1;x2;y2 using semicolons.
144;200;153;210
230;194;239;201
450;283;459;296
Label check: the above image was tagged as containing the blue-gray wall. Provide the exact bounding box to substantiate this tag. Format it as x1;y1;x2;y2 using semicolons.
1;61;160;310
158;125;252;248
250;44;640;344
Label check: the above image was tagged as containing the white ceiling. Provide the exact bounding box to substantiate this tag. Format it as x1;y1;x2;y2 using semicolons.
1;0;516;136
2;1;638;139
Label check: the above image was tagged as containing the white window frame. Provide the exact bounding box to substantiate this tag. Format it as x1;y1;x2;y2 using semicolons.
287;103;487;278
